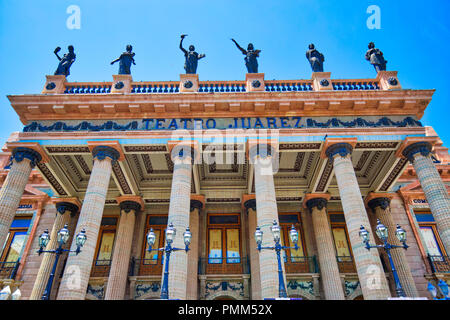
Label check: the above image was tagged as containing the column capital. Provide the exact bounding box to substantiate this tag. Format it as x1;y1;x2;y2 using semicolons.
395;136;438;162
53;197;81;215
167;140;200;163
365;193;394;212
5;142;49;167
190;194;205;211
116;195;144;213
88;141;124;162
320;138;357;160
242;194;256;212
246;139;279;162
303;193;331;210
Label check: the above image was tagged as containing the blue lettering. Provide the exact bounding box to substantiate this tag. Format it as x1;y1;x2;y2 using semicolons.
293;116;302;128
254;117;264;128
168;119;178;130
266;117;277;128
280;117;291;128
206;118;216;129
142;119;154;130
155;119;166;129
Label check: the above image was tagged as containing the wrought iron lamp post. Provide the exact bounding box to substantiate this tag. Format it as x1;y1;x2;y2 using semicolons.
146;222;191;299
254;220;299;298
359;219;408;297
427;280;450;300
37;224;87;300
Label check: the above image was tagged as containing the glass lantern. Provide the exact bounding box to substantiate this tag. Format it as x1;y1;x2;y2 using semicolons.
75;229;87;248
270;220;281;243
166;223;176;245
183;227;192;247
375;219;388;241
57;224;70;245
359;225;369;243
254;227;263;247
395;224;407;243
38;229;50;249
289;225;299;244
147;228;156;249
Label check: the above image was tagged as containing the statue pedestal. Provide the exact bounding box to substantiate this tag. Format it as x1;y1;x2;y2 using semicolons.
179;74;199;93
311;72;332;91
111;74;133;94
42;75;67;94
376;71;402;90
246;73;265;92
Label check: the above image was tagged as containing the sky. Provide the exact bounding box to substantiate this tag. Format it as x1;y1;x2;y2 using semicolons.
0;0;449;147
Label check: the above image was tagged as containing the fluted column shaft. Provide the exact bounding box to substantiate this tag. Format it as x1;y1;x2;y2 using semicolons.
403;142;450;254
307;197;345;300
0;148;42;249
104;200;141;300
253;153;286;299
57;146;119;300
163;154;192;300
186;199;202;300
368;197;419;297
245;200;262;300
327;143;391;300
30;202;79;300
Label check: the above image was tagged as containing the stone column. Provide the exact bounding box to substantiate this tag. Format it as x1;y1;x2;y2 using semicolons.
57;145;121;300
0;146;45;248
29;199;80;300
163;142;195;300
249;142;286;299
402;141;450;254
325;142;391;300
104;196;143;300
305;195;345;300
186;196;204;300
243;196;262;300
367;195;419;297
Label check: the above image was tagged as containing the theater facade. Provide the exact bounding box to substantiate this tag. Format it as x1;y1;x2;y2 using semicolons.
0;70;449;300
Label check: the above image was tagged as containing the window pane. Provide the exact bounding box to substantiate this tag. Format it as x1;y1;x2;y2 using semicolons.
208;229;222;264
5;232;27;262
101;217;117;226
2;233;10;256
209;215;239;225
96;232;115;265
332;228;351;258
420;226;443;256
144;230;160;265
148;216;168;225
279;214;299;224
10;219;31;229
416;214;435;223
226;229;240;263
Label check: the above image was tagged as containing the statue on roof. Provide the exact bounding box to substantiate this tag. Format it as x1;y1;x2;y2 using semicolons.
231;38;261;73
111;45;136;75
306;44;325;72
179;34;205;74
54;45;76;77
365;42;387;72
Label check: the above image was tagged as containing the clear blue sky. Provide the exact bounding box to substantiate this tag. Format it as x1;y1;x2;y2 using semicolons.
0;0;449;147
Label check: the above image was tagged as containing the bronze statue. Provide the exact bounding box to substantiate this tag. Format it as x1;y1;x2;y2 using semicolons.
179;35;205;74
231;39;261;73
365;42;387;72
111;45;136;75
306;44;324;72
54;45;76;77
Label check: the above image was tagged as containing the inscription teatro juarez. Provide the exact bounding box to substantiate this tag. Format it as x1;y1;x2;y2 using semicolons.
24;116;421;132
